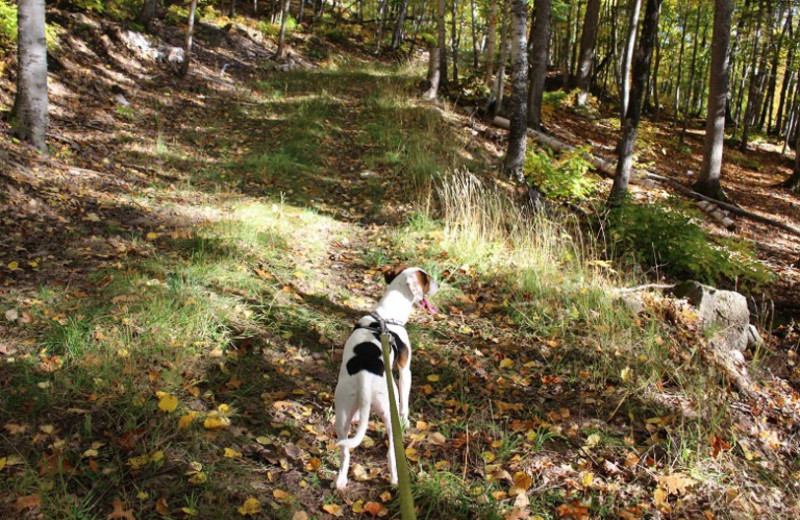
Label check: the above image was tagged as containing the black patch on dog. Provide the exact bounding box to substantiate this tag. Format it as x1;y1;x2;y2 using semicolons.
347;342;385;376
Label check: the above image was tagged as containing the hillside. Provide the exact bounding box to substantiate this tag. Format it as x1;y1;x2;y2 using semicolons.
1;5;800;520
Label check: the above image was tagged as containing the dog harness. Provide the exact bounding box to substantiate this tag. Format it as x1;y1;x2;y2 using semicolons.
345;313;409;377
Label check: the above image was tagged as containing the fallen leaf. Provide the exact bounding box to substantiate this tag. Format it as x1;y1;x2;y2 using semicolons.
273;489;291;502
224;447;243;459
292;512;309;520
155;498;170;516
322;503;343;516
178;414;194;429
158;395;178;413
107;497;135;520
363;501;386;516
14;494;41;511
237;497;262;516
499;358;514;369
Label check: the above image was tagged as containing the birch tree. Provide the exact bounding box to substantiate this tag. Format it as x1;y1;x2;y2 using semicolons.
11;0;48;152
527;0;551;130
503;0;529;182
576;0;602;106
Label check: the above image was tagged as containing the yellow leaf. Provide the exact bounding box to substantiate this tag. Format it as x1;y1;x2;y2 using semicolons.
499;358;514;369
146;232;159;241
654;488;668;508
510;471;532;495
203;415;231;430
292;513;309;520
7;261;20;271
656;473;697;495
435;460;451;470
150;451;165;464
224;448;242;459
352;500;364;513
379;491;392;502
305;457;322;471
621;366;633;382
322;503;343;516
405;447;420;461
481;451;496;463
427;374;440;382
218;403;232;415
581;472;594;488
273;489;290;502
178;414;194;429
181;507;197;516
158;395;178;413
0;457;5;471
255;436;271;445
40;425;54;434
128;455;149;469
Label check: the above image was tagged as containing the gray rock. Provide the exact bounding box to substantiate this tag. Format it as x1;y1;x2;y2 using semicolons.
747;324;763;349
672;281;751;351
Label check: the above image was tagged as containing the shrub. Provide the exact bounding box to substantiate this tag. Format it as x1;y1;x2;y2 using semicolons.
0;0;16;47
525;146;599;201
607;201;773;289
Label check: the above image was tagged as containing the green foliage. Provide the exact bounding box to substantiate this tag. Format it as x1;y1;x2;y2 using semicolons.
65;0;134;21
525;146;599;201
0;0;16;47
607;201;773;288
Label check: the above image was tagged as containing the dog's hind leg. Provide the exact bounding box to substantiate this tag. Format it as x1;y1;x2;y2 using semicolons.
398;367;411;427
375;398;399;486
334;404;357;490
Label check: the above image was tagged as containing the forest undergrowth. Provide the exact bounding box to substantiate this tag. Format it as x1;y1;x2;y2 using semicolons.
1;8;799;520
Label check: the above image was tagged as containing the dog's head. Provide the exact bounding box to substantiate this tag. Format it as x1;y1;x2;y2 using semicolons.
383;266;439;314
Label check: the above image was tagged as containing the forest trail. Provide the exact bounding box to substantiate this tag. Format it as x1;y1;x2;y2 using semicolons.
3;15;800;520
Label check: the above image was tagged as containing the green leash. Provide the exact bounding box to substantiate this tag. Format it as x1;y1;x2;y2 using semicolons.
380;332;417;520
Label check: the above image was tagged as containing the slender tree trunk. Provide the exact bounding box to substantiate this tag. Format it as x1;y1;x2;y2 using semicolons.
470;0;479;68
783;116;800;193
739;0;764;151
681;5;703;139
527;0;551;130
298;0;305;23
620;0;642;119
254;0;259;15
775;13;796;134
695;0;734;199
11;0;48;152
229;0;236;17
576;0;601;106
390;0;410;51
673;6;688;117
450;0;459;87
503;0;529;182
277;0;291;57
484;0;499;85
760;9;788;132
179;0;198;77
437;0;448;90
489;0;510;117
609;0;663;205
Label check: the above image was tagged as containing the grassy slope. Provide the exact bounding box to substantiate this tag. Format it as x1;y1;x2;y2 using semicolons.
1;10;799;520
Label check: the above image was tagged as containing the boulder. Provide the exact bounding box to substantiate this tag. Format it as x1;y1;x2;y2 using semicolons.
672;281;751;352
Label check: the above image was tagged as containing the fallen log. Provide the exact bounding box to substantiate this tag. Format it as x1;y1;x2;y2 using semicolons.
492;116;800;238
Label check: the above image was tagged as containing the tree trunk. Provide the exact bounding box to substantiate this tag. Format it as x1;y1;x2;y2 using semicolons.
739;0;764;151
489;0;510;117
437;0;448;91
277;0;291;57
423;46;441;100
503;0;529;182
695;0;734;199
389;0;410;51
11;0;48;152
298;0;304;23
673;6;688;116
484;0;499;85
619;0;641;118
609;0;663;205
139;0;159;32
229;0;236;17
680;5;703;139
576;0;602;106
527;0;551;130
783;118;800;193
179;0;198;77
470;0;479;68
450;0;459;87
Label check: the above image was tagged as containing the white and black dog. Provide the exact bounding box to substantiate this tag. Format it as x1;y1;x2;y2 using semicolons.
333;266;438;490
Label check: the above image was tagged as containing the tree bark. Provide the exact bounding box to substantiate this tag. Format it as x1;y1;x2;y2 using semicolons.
470;0;479;68
389;0;410;51
450;0;459;87
527;0;551;130
139;0;159;32
489;0;510;117
576;0;602;106
739;0;764;151
484;0;499;85
694;0;734;199
503;0;529;182
179;0;198;77
437;0;448;91
620;0;642;119
11;0;48;152
423;46;441;101
608;0;663;205
277;0;291;57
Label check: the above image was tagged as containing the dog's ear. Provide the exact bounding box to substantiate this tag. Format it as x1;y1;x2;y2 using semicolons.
383;265;407;284
406;271;425;300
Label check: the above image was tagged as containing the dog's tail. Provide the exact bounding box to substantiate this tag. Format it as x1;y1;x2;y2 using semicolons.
336;376;372;449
